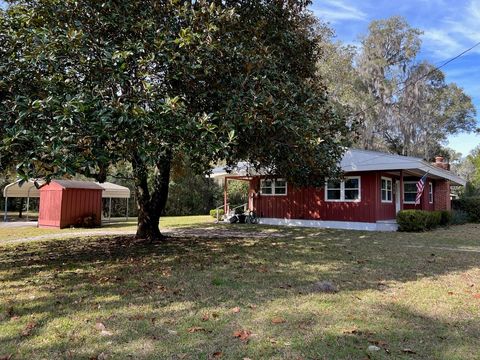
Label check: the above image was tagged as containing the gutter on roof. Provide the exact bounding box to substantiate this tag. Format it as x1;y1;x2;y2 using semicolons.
417;161;466;186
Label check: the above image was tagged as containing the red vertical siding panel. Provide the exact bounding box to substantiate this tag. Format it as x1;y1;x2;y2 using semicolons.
252;171;399;223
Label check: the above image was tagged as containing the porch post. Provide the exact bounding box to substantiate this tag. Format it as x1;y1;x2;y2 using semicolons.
3;196;7;222
224;177;228;214
248;179;253;211
399;170;404;211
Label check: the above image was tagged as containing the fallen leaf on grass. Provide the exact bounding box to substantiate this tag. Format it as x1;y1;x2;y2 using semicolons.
343;327;359;334
356;259;368;264
271;317;286;324
231;307;240;313
201;313;210;321
95;322;112;336
212;351;223;358
187;326;206;333
447;291;454;295
473;294;480;299
402;348;416;354
368;339;388;348
95;322;107;331
248;304;257;310
89;352;108;360
21;321;37;336
233;329;251;341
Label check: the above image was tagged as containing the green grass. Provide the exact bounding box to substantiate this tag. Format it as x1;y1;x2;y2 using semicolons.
0;215;212;243
0;220;479;359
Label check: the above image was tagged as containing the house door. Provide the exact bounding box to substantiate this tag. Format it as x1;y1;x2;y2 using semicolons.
395;180;401;214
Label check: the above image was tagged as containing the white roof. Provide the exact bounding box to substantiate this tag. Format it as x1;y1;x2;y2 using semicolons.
341;149;465;186
210;149;466;186
3;180;131;199
2;180;43;198
96;182;131;199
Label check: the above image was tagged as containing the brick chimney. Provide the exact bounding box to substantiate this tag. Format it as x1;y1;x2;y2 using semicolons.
432;156;450;171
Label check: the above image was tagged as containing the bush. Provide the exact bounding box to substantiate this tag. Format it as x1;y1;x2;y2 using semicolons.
438;210;452;226
426;211;442;229
452;197;480;222
210;209;224;218
451;210;469;225
397;210;444;232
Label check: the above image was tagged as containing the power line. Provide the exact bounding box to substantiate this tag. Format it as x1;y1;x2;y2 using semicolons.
354;40;480;118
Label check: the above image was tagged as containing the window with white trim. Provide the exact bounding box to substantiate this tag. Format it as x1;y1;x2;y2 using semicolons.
381;177;392;202
429;182;433;203
325;176;361;202
260;178;287;195
404;181;417;203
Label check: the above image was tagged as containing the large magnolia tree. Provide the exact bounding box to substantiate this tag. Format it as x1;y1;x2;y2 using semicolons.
0;0;352;240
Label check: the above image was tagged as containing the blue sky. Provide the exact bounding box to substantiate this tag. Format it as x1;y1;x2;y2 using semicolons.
2;1;479;155
311;0;480;156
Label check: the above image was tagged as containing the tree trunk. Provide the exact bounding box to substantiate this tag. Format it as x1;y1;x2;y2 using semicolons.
132;151;172;242
136;210;162;241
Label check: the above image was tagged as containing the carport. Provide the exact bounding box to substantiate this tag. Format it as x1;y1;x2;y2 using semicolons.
96;182;131;221
2;180;44;221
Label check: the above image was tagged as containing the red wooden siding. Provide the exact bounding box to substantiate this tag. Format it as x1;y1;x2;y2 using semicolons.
38;188;63;228
252;171;384;223
38;182;102;229
375;172;396;221
251;171;451;223
60;189;102;228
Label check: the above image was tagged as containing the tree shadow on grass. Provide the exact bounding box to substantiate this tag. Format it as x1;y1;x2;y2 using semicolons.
0;226;479;358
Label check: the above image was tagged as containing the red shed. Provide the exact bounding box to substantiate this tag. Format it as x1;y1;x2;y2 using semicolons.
38;180;103;229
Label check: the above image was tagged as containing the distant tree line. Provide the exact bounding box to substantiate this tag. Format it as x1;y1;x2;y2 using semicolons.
317;16;477;160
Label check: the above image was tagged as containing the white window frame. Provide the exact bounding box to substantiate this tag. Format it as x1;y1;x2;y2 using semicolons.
429;182;433;204
325;176;361;202
260;178;287;196
403;181;418;204
381;176;393;203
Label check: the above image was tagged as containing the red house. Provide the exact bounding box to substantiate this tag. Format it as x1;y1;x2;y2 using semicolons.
211;149;466;231
38;180;103;229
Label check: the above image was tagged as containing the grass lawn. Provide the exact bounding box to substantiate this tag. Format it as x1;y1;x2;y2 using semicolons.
0;215;213;243
0;218;479;359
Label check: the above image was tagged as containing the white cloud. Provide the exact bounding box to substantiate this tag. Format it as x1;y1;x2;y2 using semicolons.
312;0;367;23
422;0;480;59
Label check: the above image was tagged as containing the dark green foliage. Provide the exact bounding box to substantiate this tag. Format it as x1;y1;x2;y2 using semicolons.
0;0;352;239
451;210;469;225
425;211;442;230
227;181;249;207
438;210;452;226
166;177;222;216
397;210;445;232
209;209;224;218
452;197;480;222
